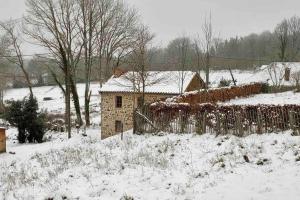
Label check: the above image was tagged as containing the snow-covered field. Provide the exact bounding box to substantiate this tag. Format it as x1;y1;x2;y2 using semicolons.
3;82;102;125
1;129;300;200
201;70;261;87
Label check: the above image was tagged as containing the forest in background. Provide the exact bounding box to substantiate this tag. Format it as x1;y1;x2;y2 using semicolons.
1;15;300;88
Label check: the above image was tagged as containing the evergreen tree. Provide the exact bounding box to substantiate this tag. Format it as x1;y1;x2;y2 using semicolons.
5;100;27;143
5;96;46;143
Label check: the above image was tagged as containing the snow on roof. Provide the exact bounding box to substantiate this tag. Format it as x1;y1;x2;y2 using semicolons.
100;71;197;94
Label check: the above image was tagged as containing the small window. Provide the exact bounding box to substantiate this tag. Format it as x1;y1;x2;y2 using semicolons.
115;120;123;133
115;96;122;108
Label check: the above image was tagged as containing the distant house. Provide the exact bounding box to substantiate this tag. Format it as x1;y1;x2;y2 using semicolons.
100;70;205;139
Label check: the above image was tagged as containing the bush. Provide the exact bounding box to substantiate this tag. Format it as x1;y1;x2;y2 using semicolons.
5;96;46;143
261;82;269;93
218;78;231;87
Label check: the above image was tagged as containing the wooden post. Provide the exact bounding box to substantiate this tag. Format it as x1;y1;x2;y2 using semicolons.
202;111;207;134
223;115;228;135
0;127;6;153
133;109;137;134
257;110;263;134
289;111;296;135
121;123;124;140
216;112;221;136
196;113;202;135
236;112;244;137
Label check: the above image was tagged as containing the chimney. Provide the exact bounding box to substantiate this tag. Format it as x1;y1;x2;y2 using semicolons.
113;67;127;78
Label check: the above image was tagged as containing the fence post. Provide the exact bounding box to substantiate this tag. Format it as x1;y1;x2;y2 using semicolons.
289;111;297;135
133;109;137;134
179;110;187;133
223;114;228;135
236;112;244;137
202;111;207;134
216;112;221;136
196;113;202;135
257;110;263;134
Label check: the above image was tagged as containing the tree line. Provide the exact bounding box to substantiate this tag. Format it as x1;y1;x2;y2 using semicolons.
146;16;300;70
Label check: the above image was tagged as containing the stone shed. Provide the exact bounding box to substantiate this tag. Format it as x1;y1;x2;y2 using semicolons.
100;71;205;139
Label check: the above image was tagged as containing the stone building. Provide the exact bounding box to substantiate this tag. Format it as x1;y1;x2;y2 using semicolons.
100;71;205;139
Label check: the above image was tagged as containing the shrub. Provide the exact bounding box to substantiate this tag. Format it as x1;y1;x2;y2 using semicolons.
218;78;231;87
261;82;269;93
5;96;46;143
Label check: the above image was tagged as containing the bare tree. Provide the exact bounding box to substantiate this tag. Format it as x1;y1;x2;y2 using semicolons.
275;19;289;62
0;20;33;97
25;0;85;136
167;36;192;94
291;71;300;90
267;62;285;88
202;14;213;88
77;0;99;126
0;32;10;109
288;16;300;60
193;35;202;71
78;0;138;126
95;0;138;86
127;25;155;107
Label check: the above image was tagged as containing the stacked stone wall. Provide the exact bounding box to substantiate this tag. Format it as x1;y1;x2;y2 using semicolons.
101;93;172;139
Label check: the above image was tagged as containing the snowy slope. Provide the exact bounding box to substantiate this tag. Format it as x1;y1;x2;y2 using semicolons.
3;83;101;125
1;129;300;200
222;91;300;105
202;63;300;88
201;70;261;87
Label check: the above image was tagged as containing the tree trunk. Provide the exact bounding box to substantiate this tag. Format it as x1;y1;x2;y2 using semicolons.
205;53;210;89
70;76;83;126
84;90;91;127
65;73;71;139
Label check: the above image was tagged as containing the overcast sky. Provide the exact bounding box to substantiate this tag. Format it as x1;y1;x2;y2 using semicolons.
0;0;299;53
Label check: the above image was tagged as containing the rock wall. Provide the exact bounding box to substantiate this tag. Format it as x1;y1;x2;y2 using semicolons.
101;92;173;139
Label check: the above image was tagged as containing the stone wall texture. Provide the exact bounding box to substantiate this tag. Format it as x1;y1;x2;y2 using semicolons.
100;93;173;139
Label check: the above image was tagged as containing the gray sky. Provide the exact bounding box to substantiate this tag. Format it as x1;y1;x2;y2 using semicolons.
0;0;299;53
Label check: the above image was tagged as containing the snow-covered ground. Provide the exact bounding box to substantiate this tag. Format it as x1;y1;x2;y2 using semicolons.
222;91;300;105
3;83;101;113
1;71;300;200
3;82;101;125
1;129;300;200
201;70;261;87
201;65;298;88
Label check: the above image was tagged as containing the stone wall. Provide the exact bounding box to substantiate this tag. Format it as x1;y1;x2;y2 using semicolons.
101;92;173;139
0;128;6;153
